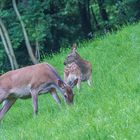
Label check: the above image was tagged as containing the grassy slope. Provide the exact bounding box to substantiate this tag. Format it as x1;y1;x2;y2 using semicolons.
0;23;140;140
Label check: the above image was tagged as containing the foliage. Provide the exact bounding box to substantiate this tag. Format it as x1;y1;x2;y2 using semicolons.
0;22;140;139
0;0;140;70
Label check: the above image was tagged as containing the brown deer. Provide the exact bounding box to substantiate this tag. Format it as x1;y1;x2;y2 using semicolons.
64;43;92;90
0;63;78;120
64;62;82;91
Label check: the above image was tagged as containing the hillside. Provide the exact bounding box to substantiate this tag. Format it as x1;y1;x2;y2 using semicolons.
0;22;140;140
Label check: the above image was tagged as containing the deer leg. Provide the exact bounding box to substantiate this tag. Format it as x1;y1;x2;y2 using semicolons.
87;75;92;86
0;100;7;112
50;91;61;106
77;78;81;92
2;100;7;108
64;72;68;83
0;92;6;105
31;91;38;116
0;98;16;121
0;98;3;111
0;90;8;112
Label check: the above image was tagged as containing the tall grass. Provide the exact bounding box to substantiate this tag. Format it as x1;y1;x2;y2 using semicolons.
0;22;140;140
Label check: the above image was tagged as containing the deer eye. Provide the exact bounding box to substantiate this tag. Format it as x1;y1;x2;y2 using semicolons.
64;93;68;98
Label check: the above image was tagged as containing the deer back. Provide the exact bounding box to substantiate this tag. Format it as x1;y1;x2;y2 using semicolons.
0;63;76;104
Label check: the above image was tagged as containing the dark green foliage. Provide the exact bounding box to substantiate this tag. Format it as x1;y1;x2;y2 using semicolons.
0;0;139;70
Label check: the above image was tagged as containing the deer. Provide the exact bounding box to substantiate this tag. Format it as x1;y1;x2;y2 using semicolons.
64;62;82;91
0;63;78;120
64;43;92;90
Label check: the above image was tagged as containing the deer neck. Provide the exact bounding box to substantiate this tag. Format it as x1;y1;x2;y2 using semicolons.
75;54;83;66
74;56;87;73
43;63;65;97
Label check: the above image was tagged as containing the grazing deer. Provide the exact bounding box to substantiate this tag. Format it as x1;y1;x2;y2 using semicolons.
0;63;78;120
64;62;82;91
64;43;92;89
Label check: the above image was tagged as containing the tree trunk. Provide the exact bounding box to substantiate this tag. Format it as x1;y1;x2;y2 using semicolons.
35;39;40;61
12;0;38;64
0;27;15;70
97;0;110;32
97;0;109;21
91;7;100;30
23;0;28;7
0;19;19;69
78;0;93;38
115;0;127;24
51;25;60;53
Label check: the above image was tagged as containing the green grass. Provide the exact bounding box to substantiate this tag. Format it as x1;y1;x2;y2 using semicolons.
0;22;140;140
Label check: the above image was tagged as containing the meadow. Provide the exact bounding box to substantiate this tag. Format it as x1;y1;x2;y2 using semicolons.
0;22;140;140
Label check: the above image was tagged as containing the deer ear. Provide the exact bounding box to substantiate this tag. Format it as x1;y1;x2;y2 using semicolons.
71;43;77;53
70;78;78;88
58;80;65;89
72;43;77;48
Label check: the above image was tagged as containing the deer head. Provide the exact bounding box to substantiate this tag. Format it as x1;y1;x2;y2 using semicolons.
64;43;78;65
57;79;78;104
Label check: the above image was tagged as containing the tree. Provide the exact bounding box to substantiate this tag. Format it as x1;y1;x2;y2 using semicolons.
0;0;140;71
78;0;93;38
0;19;19;69
96;0;110;32
0;27;15;70
90;5;100;30
12;0;38;64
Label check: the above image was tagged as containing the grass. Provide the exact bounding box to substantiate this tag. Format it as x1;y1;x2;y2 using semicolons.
0;22;140;140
